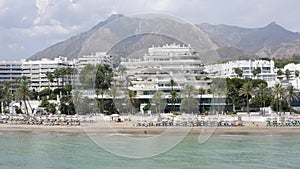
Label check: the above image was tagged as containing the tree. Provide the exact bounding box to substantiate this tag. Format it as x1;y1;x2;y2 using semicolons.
95;64;113;114
169;79;177;91
1;81;13;113
252;67;261;79
180;98;199;114
117;65;127;81
198;88;206;113
277;69;283;81
170;90;178;112
180;84;198;114
208;83;218;113
277;69;283;76
285;69;291;80
15;76;32;114
53;69;61;87
286;85;300;109
226;83;239;113
79;64;97;89
128;90;139;114
272;84;286;113
295;70;299;78
66;67;77;85
234;68;243;78
152;91;166;115
239;82;254;114
295;70;299;89
169;79;177;112
46;71;54;88
256;83;269;108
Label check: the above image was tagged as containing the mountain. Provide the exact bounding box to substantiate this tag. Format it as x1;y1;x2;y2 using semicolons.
29;15;300;62
198;22;300;59
29;14;125;60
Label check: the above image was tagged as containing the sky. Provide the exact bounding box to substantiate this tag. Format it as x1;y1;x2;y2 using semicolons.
1;0;300;60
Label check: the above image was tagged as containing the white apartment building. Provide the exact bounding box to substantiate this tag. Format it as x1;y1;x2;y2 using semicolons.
74;52;113;87
22;56;74;91
119;44;227;113
76;52;112;71
205;59;277;86
0;60;23;93
279;63;300;89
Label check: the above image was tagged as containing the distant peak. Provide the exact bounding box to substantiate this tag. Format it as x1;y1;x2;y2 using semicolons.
107;14;124;20
265;21;281;28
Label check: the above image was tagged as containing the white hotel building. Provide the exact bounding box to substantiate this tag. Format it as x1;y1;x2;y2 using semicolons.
120;44;227;113
74;52;113;87
278;63;300;89
205;59;277;86
22;56;74;91
0;53;113;92
0;60;23;93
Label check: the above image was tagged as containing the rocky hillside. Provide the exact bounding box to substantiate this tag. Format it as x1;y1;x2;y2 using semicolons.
198;22;300;59
29;15;300;63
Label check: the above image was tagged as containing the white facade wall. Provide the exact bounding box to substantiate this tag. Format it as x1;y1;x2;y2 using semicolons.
74;52;113;87
0;60;23;93
22;56;73;91
205;59;277;86
120;44;212;112
0;60;22;82
280;63;300;89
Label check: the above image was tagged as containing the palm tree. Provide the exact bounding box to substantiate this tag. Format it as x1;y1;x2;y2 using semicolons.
256;83;269;111
1;81;13;113
16;76;31;114
169;79;177;112
59;68;67;88
170;90;178;112
169;79;177;91
152;91;166;115
128;90;137;114
234;68;243;78
286;85;300;109
226;84;237;113
95;64;113;114
198;88;206;113
295;70;299;89
285;69;291;80
273;84;286;113
117;65;127;81
53;69;61;88
208;83;218;114
65;67;77;86
277;69;283;81
252;67;261;79
239;82;254;114
182;84;198;114
46;71;54;88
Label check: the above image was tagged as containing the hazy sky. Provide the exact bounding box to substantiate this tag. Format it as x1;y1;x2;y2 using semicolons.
1;0;300;60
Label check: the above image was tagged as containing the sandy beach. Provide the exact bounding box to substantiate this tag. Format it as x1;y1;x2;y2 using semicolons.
1;121;300;135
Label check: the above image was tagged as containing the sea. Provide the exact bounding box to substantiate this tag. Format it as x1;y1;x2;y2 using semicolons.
0;130;299;169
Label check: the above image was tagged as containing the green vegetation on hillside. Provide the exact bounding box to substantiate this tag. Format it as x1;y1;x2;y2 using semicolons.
274;54;300;68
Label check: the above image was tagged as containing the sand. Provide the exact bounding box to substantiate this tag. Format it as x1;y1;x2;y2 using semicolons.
1;121;300;135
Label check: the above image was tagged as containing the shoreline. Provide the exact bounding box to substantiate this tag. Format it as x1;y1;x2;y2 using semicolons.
2;123;300;135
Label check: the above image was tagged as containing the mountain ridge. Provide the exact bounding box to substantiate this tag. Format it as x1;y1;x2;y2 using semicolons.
29;14;300;62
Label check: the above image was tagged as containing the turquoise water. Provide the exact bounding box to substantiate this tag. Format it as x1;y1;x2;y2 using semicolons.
1;131;300;169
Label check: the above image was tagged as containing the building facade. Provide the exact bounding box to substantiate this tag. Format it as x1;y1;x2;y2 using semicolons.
278;63;300;89
0;60;23;93
205;59;277;86
74;52;113;87
22;56;74;91
119;44;228;113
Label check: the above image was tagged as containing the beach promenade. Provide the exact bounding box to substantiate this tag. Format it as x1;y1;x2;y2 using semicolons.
1;113;300;135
